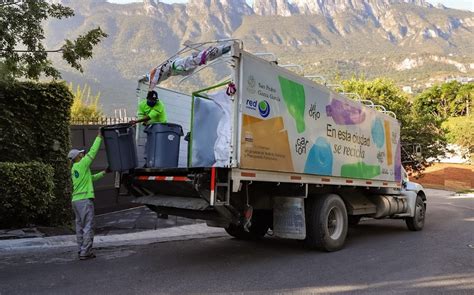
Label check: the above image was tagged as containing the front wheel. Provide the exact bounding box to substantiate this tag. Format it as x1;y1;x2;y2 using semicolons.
406;195;426;231
305;194;348;252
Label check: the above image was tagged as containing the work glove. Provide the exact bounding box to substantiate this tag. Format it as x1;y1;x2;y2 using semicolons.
184;132;191;142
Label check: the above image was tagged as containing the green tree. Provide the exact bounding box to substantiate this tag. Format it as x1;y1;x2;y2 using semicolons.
400;113;447;170
340;77;412;123
0;0;107;80
414;81;473;162
414;81;473;119
338;77;447;172
455;83;474;116
69;83;103;122
442;115;474;162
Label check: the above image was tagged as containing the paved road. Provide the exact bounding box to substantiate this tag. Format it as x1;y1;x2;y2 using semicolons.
1;189;473;294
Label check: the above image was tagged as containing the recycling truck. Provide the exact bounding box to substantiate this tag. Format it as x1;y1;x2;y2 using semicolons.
120;40;426;252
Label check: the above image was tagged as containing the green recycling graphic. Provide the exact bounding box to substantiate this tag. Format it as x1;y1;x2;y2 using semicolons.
278;76;306;133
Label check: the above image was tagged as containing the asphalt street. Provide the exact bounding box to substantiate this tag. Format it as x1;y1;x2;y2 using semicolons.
0;189;472;295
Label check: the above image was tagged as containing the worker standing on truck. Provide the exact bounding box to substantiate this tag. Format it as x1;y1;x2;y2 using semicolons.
129;89;168;163
68;129;109;260
130;90;169;219
129;90;168;164
130;90;167;125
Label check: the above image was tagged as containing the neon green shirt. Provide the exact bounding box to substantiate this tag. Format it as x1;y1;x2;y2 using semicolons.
71;136;105;202
137;99;167;124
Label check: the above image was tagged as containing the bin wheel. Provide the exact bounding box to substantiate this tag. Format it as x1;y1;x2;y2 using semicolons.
305;194;348;252
405;195;426;231
225;210;271;240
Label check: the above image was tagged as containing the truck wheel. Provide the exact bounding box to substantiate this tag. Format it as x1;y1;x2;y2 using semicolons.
225;211;271;240
305;194;348;252
405;195;426;231
348;215;362;227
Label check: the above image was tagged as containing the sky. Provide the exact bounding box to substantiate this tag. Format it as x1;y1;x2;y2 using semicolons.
108;0;474;12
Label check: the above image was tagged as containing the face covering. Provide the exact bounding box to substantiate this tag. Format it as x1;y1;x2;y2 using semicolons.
147;99;157;107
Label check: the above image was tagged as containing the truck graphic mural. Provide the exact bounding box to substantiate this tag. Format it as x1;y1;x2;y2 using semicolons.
240;53;400;182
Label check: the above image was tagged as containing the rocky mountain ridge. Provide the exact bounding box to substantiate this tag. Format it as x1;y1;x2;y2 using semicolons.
253;0;432;16
44;0;473;113
59;0;473;50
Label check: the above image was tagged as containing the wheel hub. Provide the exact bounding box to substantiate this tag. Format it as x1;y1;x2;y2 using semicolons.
327;206;344;239
416;203;425;224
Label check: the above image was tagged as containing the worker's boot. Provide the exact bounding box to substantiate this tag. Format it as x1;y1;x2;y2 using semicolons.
79;253;96;261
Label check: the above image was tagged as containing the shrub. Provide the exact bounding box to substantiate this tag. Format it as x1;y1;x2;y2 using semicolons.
0;81;73;226
69;83;104;122
0;162;55;228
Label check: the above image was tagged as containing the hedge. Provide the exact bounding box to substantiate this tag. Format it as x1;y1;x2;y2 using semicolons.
0;162;55;228
0;81;73;226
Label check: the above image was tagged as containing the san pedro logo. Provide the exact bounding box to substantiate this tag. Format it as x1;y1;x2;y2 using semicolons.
258;100;270;118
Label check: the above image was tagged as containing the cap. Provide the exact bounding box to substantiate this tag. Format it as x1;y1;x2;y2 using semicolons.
67;149;85;161
147;90;158;100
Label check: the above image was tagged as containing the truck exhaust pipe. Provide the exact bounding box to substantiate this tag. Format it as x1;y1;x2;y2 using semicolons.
371;195;408;218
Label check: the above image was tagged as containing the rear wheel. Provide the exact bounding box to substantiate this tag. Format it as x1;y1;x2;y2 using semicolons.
225;210;271;240
406;195;426;231
305;194;348;252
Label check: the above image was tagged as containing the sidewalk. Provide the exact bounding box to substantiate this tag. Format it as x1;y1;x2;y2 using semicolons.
0;206;227;253
0;206;202;240
95;206;204;235
0;223;226;253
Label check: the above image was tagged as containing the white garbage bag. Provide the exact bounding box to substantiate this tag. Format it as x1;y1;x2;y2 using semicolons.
207;91;232;167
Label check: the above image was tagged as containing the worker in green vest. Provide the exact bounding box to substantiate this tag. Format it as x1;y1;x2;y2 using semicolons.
129;89;168;166
68;129;109;260
130;90;168;219
131;90;167;125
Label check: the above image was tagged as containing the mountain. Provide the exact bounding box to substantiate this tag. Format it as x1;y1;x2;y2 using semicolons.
44;0;474;114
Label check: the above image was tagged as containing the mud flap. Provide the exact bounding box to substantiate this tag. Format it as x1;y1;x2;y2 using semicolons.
273;197;306;240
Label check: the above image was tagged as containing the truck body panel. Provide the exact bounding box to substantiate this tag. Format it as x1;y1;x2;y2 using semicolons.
238;52;401;184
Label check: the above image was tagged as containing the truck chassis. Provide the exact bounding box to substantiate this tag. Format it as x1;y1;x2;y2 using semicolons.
124;167;426;252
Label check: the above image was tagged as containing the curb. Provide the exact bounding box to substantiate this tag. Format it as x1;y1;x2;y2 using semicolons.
0;223;227;253
95;206;145;217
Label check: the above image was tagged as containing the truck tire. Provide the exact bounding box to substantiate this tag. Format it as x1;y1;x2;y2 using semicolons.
305;194;348;252
405;195;426;231
225;210;271;240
